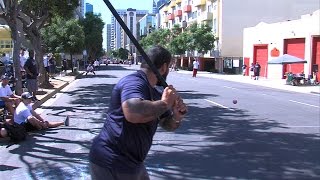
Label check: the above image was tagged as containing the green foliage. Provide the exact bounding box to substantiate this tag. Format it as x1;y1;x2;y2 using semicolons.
117;48;129;60
80;12;105;61
168;31;188;55
140;28;171;50
186;23;215;55
20;0;79;19
42;17;85;54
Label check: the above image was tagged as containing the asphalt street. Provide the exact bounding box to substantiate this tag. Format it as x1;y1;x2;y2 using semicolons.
0;65;319;180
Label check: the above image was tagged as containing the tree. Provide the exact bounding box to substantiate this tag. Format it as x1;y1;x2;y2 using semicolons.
18;0;79;87
80;12;104;62
0;0;24;95
42;16;85;72
140;28;171;50
187;23;215;56
117;48;129;60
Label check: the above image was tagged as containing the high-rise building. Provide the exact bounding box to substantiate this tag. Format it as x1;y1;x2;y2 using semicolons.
110;9;148;50
78;0;85;18
111;9;127;50
85;3;93;14
139;14;156;38
106;24;112;52
120;9;148;54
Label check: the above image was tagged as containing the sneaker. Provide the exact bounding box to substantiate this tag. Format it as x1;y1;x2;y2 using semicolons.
64;116;70;126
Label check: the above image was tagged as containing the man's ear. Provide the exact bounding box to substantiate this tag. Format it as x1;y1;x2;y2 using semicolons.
159;63;168;74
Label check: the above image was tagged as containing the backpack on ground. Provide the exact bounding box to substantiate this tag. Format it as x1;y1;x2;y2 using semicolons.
3;123;27;142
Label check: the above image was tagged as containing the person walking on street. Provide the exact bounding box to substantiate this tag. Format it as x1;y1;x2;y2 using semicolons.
254;62;261;80
192;58;200;77
24;50;39;101
94;59;100;71
249;63;255;79
89;46;187;180
242;64;247;76
20;49;27;72
62;58;68;72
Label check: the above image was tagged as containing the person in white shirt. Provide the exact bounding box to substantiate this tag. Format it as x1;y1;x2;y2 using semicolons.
94;59;100;70
192;59;200;77
86;63;96;75
20;49;27;71
0;75;20;122
14;92;69;131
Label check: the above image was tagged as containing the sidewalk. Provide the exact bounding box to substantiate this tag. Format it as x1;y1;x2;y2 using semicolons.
32;70;83;109
177;70;320;95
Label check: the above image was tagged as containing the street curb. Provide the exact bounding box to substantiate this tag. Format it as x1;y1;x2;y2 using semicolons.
311;91;320;95
32;72;84;110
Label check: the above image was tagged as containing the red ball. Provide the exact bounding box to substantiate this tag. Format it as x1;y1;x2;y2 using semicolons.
233;100;237;104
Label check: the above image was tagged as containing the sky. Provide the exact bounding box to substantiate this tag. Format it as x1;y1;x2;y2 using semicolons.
85;0;153;49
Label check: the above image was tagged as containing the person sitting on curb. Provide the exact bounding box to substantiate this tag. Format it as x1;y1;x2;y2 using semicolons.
14;92;69;131
86;63;96;75
0;75;21;123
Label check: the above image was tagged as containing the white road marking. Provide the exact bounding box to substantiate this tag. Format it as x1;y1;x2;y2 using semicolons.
289;100;320;108
285;126;320;128
223;86;238;90
204;99;234;111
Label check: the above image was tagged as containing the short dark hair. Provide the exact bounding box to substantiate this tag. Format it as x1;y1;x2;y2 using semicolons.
141;46;172;69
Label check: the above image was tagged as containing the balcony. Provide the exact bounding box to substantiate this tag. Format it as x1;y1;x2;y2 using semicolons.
168;14;175;20
163;6;168;12
174;10;182;17
183;5;192;12
194;0;206;7
200;12;213;21
169;1;176;8
175;0;182;4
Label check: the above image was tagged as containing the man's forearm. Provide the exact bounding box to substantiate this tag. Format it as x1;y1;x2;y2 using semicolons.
122;98;169;123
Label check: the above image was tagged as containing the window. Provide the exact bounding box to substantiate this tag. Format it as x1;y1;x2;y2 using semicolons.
208;5;212;12
213;18;217;33
130;17;133;32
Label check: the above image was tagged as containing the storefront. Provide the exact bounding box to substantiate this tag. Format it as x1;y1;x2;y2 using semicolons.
243;10;320;80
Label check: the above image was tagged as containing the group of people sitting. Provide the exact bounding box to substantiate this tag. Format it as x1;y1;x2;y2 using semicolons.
0;75;69;139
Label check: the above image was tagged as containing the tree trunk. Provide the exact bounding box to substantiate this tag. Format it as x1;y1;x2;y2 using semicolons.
11;29;23;95
31;36;52;88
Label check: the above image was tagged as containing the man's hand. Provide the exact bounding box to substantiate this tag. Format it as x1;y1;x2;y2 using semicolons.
161;85;177;109
172;96;187;124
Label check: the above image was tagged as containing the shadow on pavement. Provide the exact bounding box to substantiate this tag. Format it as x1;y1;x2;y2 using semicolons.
145;102;320;179
1;78;319;179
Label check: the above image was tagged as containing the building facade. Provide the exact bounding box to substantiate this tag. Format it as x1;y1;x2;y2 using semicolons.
0;25;13;55
243;10;320;81
85;3;93;14
110;9;148;51
106;24;112;52
138;14;157;38
158;0;320;73
111;9;127;50
120;9;148;54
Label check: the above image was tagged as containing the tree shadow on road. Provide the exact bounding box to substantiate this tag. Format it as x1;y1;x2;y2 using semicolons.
2;82;319;179
146;102;320;180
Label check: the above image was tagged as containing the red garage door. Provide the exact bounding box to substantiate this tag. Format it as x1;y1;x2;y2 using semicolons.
312;36;320;81
283;38;305;77
253;45;268;77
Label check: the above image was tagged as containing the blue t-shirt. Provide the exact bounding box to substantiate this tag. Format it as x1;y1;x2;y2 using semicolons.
89;70;162;173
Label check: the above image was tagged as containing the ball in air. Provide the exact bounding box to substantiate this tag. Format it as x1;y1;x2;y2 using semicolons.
233;100;237;104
